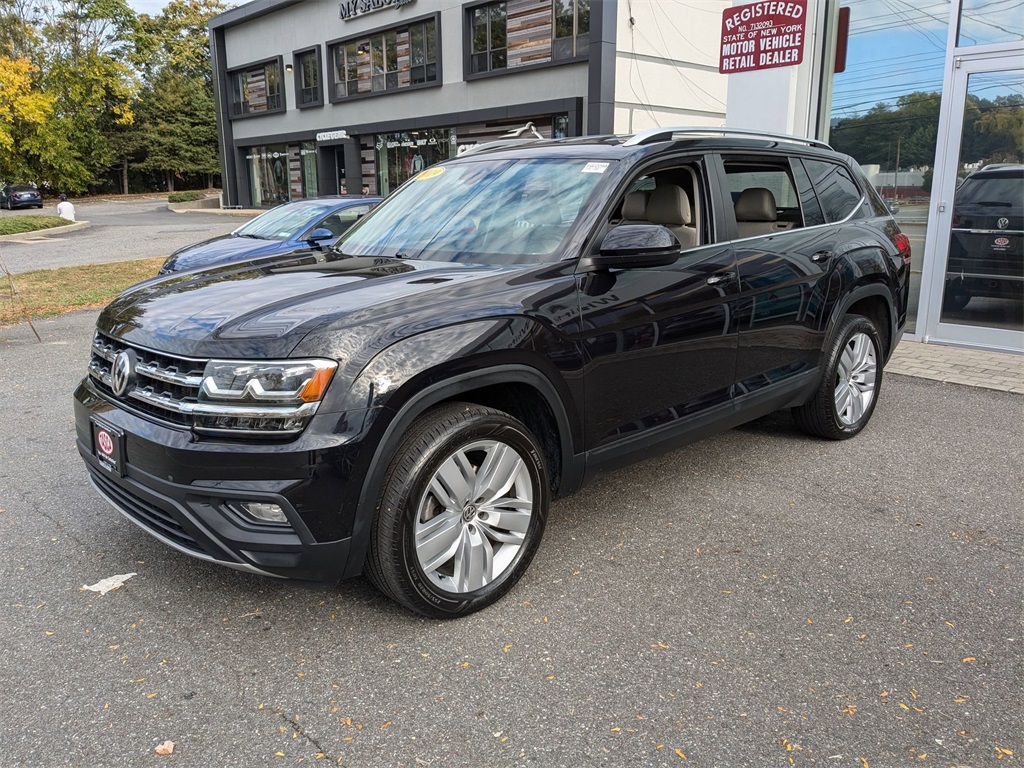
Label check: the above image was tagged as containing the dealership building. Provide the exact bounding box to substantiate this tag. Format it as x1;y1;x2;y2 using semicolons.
209;0;1022;353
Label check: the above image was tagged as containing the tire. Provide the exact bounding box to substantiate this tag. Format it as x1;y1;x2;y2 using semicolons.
943;279;971;312
366;402;549;618
793;314;882;440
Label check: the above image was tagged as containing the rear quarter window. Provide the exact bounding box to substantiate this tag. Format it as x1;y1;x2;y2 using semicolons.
802;159;864;223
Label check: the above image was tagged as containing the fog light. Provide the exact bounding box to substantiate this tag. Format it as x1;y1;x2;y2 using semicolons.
240;502;288;524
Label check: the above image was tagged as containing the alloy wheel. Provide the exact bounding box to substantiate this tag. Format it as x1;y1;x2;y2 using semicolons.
833;331;878;426
414;439;534;593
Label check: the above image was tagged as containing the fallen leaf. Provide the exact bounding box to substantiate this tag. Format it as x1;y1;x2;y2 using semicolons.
962;657;976;663
859;759;869;768
503;643;513;653
147;693;158;699
154;741;175;756
81;573;138;595
675;749;687;759
381;721;391;729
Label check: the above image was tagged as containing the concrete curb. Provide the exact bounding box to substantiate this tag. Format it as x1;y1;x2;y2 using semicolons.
174;207;261;217
0;220;91;241
167;196;222;212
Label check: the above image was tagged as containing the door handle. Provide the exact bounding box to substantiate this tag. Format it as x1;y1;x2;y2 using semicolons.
810;250;833;263
706;272;735;286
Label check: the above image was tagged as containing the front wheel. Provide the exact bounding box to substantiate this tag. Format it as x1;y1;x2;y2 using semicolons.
793;315;882;440
366;403;549;618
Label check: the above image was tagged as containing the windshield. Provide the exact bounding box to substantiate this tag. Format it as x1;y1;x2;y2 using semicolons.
235;202;336;240
337;157;611;264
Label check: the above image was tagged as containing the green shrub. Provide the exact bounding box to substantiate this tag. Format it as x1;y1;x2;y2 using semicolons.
0;216;71;236
168;191;206;203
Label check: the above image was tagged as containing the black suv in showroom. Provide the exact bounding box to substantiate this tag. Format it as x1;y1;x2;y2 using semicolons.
75;128;910;617
944;163;1023;312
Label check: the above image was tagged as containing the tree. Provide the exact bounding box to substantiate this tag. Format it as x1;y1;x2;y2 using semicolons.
135;69;219;191
132;0;225;191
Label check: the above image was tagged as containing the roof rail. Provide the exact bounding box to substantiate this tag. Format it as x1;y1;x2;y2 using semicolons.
622;125;832;150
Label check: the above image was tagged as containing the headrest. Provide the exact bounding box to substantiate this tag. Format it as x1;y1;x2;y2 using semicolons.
621;191;649;220
647;185;692;227
735;188;778;222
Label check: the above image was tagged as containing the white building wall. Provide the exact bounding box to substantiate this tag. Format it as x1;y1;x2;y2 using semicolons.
612;0;729;134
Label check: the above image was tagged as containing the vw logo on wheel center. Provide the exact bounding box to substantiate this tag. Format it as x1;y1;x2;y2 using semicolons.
111;350;136;397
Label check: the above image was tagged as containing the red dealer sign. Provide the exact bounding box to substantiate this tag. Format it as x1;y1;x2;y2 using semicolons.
719;0;807;74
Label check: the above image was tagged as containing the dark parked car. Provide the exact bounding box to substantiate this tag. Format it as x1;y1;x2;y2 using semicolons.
75;128;910;617
160;196;381;273
1;184;43;209
944;164;1023;311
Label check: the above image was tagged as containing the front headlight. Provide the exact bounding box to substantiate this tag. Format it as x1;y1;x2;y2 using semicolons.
200;359;336;404
193;359;337;436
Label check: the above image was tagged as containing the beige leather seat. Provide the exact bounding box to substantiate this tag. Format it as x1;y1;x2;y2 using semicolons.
619;190;650;224
646;184;697;249
734;187;779;238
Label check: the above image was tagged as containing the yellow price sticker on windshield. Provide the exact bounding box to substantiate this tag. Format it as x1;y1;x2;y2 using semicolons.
415;167;445;181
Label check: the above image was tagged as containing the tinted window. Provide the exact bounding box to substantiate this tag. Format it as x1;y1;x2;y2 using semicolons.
802;159;863;223
956;171;1023;206
791;159;825;227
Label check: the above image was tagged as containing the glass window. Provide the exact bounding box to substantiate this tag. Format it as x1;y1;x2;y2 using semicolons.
553;0;590;59
245;144;291;207
957;0;1023;47
341;157;608;264
331;19;437;99
802;159;864;223
410;19;438;85
471;2;507;74
940;70;1024;333
828;0;953;334
297;50;319;106
375;128;458;196
230;61;283;116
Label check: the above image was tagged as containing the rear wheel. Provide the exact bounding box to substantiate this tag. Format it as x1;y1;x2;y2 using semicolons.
793;314;882;440
366;403;549;618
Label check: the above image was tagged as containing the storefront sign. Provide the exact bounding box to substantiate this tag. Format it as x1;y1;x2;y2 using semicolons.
719;0;806;74
338;0;415;21
316;130;349;142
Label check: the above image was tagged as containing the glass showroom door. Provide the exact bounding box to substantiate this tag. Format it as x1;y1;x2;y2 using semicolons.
923;53;1024;351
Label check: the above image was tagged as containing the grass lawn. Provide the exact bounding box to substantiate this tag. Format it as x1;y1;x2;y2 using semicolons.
0;257;164;325
0;215;72;236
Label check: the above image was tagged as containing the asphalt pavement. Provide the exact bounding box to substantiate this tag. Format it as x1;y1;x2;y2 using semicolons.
0;309;1020;767
0;197;243;274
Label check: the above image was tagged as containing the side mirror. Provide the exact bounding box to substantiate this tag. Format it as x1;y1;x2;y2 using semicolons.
585;225;681;270
306;228;335;248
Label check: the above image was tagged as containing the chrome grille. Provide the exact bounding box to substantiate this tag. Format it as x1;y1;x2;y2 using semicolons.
89;332;207;427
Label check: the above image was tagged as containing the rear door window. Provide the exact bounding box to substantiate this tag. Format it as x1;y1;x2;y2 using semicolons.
802;159;864;223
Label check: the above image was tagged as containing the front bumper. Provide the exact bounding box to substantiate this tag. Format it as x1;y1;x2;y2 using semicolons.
75;378;376;581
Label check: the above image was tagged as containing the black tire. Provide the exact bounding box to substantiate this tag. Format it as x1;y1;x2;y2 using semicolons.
943;279;971;312
366;402;549;618
793;314;883;440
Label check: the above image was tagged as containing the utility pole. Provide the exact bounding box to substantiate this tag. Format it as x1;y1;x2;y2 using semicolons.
894;136;901;202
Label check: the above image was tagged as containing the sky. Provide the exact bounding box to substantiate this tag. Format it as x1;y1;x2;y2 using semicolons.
128;0;169;14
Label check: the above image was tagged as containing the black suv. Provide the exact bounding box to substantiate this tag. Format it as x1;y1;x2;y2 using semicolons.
74;128;910;617
944;164;1023;312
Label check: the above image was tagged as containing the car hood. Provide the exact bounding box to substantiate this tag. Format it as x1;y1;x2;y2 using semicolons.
163;235;283;271
97;256;520;359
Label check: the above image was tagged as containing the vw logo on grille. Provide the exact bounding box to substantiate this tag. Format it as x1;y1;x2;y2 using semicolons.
111;350;137;397
997;217;1010;229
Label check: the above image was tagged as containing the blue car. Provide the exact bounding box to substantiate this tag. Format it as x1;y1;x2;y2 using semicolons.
160;196;381;273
